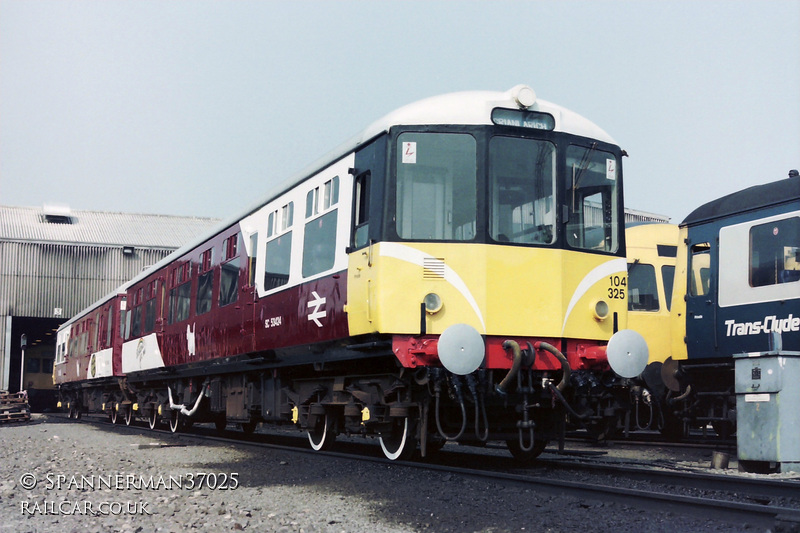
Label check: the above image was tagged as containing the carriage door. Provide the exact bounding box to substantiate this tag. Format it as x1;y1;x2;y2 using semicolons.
684;227;719;359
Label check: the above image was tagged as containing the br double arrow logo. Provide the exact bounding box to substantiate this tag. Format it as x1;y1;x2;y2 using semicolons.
307;291;327;327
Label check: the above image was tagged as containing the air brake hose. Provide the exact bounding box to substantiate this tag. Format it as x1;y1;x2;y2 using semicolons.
466;374;489;442
547;383;589;421
433;373;467;441
496;340;523;395
668;384;693;404
534;341;570;392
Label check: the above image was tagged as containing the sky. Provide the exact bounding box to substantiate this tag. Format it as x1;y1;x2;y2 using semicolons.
1;1;798;224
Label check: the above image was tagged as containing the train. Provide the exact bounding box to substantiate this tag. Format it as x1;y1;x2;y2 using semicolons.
54;85;651;461
623;222;680;434
625;171;800;439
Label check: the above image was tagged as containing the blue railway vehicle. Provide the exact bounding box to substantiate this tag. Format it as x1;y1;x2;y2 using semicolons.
664;171;800;437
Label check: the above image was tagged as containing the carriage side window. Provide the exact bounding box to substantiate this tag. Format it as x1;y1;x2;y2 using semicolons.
196;249;214;315
144;299;156;333
119;299;127;338
168;263;192;324
128;304;142;339
144;280;158;332
628;263;659;311
97;314;106;349
124;288;144;339
56;339;65;364
89;316;97;352
69;328;78;357
689;243;711;297
220;233;241;307
265;203;294;289
248;233;258;287
281;203;294;230
265;235;291;288
750;217;800;287
395;133;477;241
306;177;338;217
565;145;620;252
220;257;240;306
490;137;555;245
106;304;114;347
303;178;338;277
171;282;192;322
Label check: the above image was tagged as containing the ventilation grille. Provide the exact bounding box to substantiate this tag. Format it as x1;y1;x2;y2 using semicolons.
41;204;74;224
423;258;445;279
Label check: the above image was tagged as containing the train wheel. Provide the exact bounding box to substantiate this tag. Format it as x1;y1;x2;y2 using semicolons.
169;410;181;433
240;421;257;435
307;413;336;451
147;409;158;430
124;406;133;426
506;437;548;464
110;405;118;424
214;416;227;434
73;406;81;420
379;416;416;461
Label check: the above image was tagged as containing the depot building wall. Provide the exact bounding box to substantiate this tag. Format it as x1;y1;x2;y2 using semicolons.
0;240;174;394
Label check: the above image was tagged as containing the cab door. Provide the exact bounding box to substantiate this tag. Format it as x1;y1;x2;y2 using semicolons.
346;135;387;335
684;225;719;360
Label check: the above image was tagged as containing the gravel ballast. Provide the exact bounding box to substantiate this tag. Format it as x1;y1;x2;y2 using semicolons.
0;416;761;532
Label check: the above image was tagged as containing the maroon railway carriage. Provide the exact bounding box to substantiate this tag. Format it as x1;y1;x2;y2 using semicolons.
55;86;648;460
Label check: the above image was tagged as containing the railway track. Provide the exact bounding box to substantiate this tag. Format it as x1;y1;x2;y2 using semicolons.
60;413;800;530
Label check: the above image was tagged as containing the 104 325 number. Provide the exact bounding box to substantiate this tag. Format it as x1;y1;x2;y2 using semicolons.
608;275;626;299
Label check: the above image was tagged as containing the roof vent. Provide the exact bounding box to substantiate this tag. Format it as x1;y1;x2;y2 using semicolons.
42;204;74;224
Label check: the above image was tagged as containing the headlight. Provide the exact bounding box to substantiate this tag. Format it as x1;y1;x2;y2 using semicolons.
423;293;443;314
593;300;609;321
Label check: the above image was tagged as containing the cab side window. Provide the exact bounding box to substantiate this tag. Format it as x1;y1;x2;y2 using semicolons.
689;243;711;297
628;263;659;311
750;217;800;286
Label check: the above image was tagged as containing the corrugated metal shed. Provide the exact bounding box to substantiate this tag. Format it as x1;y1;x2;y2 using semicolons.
0;205;219;391
624;208;670;224
0;205;219;248
0;205;219;318
1;242;172;318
